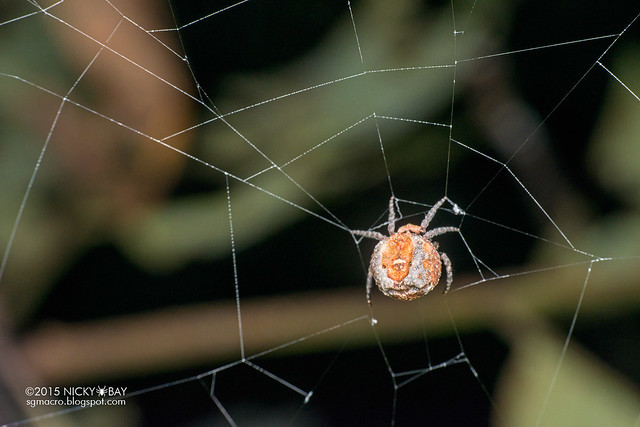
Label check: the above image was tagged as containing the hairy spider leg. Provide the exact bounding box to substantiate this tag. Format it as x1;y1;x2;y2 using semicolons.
424;226;459;240
387;196;396;235
352;229;386;240
439;251;453;293
421;196;449;230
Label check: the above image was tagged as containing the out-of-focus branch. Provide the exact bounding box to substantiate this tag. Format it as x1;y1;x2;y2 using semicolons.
17;256;640;384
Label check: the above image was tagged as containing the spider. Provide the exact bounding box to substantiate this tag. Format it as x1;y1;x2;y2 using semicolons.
352;196;459;305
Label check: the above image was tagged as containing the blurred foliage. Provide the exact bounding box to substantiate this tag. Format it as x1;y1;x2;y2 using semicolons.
1;0;639;426
496;326;640;427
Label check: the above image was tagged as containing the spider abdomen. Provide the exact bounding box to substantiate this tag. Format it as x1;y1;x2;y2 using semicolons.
370;232;442;301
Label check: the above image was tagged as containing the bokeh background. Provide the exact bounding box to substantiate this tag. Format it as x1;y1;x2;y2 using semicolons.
1;0;639;425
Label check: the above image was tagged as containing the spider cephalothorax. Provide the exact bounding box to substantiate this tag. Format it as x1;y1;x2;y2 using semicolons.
352;197;459;305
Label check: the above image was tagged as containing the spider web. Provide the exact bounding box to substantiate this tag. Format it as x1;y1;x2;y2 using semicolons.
1;0;640;426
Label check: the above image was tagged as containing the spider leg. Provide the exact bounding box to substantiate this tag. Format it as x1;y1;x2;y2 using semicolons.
424;226;459;240
420;197;448;230
439;251;453;293
388;196;396;235
352;196;397;241
366;271;374;306
352;229;386;240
